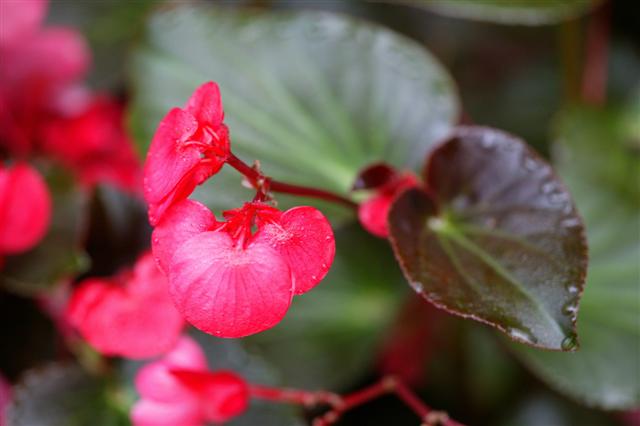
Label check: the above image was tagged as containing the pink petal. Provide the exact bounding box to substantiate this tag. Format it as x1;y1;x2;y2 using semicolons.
143;108;219;225
358;192;393;238
136;363;198;403
66;253;184;359
0;162;51;254
152;200;218;274
131;399;202;426
169;231;293;338
0;0;47;48
184;82;224;128
258;206;335;295
163;336;208;371
199;371;249;423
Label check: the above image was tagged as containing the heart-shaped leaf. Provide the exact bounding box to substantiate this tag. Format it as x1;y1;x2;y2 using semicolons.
398;0;601;25
0;167;89;296
388;126;587;350
129;4;458;216
511;104;640;409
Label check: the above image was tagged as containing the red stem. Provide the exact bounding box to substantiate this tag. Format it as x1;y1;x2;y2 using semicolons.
226;153;357;209
581;1;610;105
250;376;465;426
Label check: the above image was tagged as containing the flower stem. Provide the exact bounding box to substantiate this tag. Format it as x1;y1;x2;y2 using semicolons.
249;376;465;426
581;0;610;105
226;153;357;209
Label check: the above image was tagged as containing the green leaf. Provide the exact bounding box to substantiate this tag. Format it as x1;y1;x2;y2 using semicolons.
129;3;458;215
7;364;129;426
388;126;587;350
511;104;640;409
243;223;407;389
400;0;601;25
0;168;89;296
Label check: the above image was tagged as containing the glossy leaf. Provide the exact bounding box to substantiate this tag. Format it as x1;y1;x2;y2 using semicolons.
0;168;89;296
388;126;587;350
512;104;640;409
130;4;458;216
402;0;601;25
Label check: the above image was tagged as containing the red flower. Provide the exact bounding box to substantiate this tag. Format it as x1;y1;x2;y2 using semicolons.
132;336;248;426
144;82;230;225
152;199;335;338
358;171;418;238
0;162;51;255
0;0;90;156
65;253;184;359
40;96;141;192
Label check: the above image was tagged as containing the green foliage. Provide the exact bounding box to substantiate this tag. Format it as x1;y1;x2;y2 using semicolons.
129;3;458;208
388;127;587;350
401;0;600;25
511;103;640;409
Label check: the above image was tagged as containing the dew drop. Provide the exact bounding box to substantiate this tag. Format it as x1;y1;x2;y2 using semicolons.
325;235;332;241
523;157;538;172
561;334;578;351
321;263;327;270
541;182;557;194
481;135;496;149
562;301;578;316
507;327;537;345
561;217;581;228
410;281;424;293
566;284;579;294
152;237;159;244
311;275;317;281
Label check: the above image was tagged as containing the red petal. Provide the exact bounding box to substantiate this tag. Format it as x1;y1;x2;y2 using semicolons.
358;192;393;238
131;399;202;426
184;82;224;128
66;253;184;359
0;163;51;254
152;200;218;274
143;108;223;225
199;372;249;423
169;231;293;338
257;206;335;295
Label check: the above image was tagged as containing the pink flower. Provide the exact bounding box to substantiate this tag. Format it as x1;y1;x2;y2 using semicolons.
132;336;248;426
0;0;90;156
144;82;230;225
66;253;184;359
152;199;335;338
356;167;419;238
40;96;141;192
0;162;51;255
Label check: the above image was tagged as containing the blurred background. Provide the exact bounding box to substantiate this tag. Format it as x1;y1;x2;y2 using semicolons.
1;0;638;425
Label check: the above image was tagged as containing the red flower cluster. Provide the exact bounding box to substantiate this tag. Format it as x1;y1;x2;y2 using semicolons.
66;253;184;359
145;82;336;338
0;162;51;257
132;336;248;426
0;0;141;193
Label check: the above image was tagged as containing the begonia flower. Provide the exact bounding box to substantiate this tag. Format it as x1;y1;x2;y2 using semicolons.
356;168;419;238
40;96;141;192
0;162;51;255
0;0;90;156
144;82;230;225
132;336;248;426
152;199;335;338
65;253;184;359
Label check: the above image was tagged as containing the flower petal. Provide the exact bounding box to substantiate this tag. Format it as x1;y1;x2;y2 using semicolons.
0;0;47;48
152;200;218;274
0;162;51;254
184;82;224;128
131;398;202;426
258;206;335;295
169;231;293;338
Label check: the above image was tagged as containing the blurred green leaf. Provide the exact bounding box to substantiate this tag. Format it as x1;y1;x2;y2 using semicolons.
130;3;458;217
7;364;128;426
0;168;89;296
511;103;640;409
399;0;601;25
243;223;407;390
388;127;587;350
